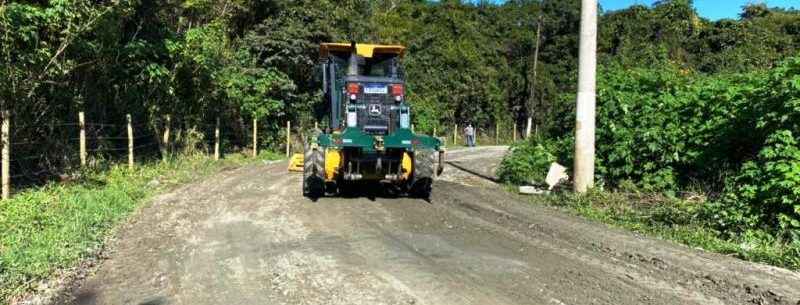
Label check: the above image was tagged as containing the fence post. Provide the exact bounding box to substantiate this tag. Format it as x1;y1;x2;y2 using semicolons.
252;118;258;157
214;117;220;161
453;124;458;146
513;122;517;142
127;114;134;169
79;112;86;167
315;121;319;130
286;120;291;157
2;110;10;200
433;127;437;138
495;122;500;145
162;114;170;160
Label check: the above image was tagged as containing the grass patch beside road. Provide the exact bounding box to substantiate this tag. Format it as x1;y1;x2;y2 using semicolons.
0;151;281;303
525;190;800;271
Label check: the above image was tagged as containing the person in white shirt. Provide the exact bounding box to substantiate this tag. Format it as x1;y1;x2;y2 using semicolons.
464;124;475;147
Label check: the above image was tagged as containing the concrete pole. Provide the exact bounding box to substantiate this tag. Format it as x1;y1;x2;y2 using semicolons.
79;112;86;166
127;114;134;169
2;110;9;200
574;0;598;193
526;15;542;139
525;117;533;140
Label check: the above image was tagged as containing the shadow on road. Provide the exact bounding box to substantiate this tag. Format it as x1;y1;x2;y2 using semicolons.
445;161;501;183
305;181;431;203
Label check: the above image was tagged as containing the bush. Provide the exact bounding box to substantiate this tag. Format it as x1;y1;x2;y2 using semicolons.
500;57;800;244
497;137;562;185
713;131;800;240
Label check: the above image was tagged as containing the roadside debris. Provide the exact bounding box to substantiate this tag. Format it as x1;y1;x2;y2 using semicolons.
519;162;569;195
519;185;549;195
545;162;569;190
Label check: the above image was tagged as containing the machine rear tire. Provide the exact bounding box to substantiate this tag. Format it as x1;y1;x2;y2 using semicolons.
303;145;325;198
410;149;435;198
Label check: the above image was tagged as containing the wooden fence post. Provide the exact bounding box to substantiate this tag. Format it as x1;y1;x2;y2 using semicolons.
513;122;517;142
453;124;458;146
127;114;134;169
214;117;220;161
2;110;10;200
79;112;86;167
162;114;170;160
252;118;258;157
495;122;500;145
286;121;291;157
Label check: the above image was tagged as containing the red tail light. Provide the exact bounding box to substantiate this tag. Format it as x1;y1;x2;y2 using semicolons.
347;83;361;95
391;84;405;96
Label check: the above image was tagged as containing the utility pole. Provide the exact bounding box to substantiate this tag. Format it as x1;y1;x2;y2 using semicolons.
526;14;542;139
574;0;598;193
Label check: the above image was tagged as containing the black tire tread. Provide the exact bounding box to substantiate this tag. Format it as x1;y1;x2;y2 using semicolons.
410;149;436;198
303;144;325;198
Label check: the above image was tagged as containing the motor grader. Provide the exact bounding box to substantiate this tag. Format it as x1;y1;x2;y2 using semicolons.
303;42;444;198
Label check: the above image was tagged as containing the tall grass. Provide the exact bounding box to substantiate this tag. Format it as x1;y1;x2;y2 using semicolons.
0;151;281;302
524;190;800;271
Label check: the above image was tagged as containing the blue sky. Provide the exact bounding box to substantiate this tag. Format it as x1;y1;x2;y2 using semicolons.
599;0;798;20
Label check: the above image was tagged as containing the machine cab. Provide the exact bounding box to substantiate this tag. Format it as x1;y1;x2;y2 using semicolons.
320;43;409;135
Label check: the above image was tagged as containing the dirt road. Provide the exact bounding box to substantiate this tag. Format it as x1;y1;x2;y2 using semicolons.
51;146;800;305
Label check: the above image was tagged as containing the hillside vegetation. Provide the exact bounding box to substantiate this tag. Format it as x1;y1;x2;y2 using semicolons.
496;2;800;268
4;0;798;178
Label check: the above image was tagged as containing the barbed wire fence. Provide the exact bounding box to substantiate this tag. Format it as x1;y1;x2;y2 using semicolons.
432;121;522;148
0;109;311;200
0;108;523;200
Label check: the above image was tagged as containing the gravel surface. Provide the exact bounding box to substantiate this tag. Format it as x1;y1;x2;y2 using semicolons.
46;146;800;305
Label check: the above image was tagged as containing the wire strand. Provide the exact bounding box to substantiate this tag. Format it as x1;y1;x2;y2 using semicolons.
133;142;159;150
85;123;123;127
88;147;128;152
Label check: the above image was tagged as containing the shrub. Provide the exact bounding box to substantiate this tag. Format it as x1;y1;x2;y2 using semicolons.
497;137;559;185
713;131;800;240
500;57;800;239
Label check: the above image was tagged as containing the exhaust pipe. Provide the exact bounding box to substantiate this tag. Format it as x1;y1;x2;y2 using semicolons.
348;41;359;76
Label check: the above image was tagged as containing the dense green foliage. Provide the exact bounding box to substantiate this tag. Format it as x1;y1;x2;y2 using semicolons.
3;0;798;177
504;56;800;242
494;2;800;266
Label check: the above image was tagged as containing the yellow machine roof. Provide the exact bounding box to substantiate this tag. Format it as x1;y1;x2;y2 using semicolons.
320;43;406;58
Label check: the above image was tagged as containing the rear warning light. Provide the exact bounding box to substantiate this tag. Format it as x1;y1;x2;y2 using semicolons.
347;83;361;95
391;84;404;96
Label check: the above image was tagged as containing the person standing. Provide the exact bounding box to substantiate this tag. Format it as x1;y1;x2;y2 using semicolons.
464;124;475;147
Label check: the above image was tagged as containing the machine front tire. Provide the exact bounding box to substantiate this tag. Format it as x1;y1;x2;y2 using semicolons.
410;149;436;199
303;145;325;198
